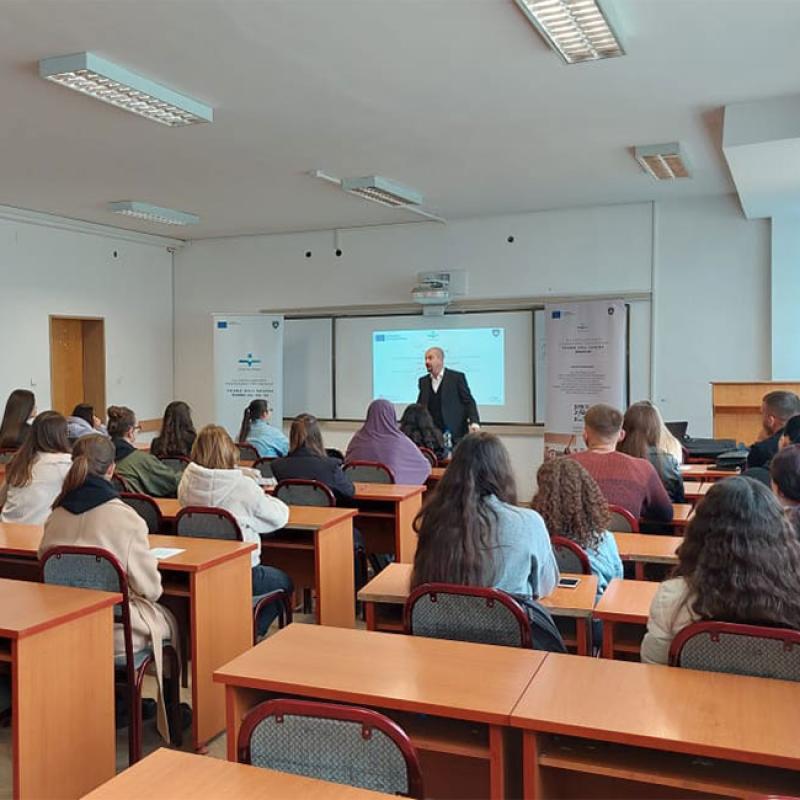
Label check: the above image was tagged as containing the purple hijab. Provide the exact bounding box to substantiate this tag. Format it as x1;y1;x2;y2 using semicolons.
346;399;431;485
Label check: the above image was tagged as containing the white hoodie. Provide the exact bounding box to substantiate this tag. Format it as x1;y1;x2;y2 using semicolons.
0;451;73;525
177;462;289;568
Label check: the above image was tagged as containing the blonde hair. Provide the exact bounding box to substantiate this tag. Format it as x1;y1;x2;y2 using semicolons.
52;435;115;508
191;425;237;470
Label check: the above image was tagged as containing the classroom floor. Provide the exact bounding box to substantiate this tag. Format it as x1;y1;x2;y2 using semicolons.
0;610;329;798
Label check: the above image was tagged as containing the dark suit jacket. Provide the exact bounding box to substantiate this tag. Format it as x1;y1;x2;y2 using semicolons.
747;429;783;469
271;446;356;506
417;368;479;441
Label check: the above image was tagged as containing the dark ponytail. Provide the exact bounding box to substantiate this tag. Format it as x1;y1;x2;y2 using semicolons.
237;399;269;442
52;434;115;508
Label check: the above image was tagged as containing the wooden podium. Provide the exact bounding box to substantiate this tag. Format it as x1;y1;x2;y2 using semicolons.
712;381;800;443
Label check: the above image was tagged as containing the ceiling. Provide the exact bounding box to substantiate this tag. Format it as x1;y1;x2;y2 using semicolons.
1;0;799;239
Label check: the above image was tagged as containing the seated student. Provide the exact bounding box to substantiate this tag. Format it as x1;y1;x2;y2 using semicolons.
412;432;559;603
179;425;293;634
748;391;800;469
107;406;180;497
617;401;685;503
346;399;431;485
568;404;673;524
0;411;72;524
779;414;800;449
532;458;623;599
399;403;446;462
66;403;108;441
238;399;289;459
150;401;196;459
39;434;179;741
271;414;355;505
641;476;800;664
0;389;36;450
770;444;800;511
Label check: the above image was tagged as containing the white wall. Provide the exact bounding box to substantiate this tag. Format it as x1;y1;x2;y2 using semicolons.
770;215;800;380
175;195;770;496
652;194;771;436
0;216;174;423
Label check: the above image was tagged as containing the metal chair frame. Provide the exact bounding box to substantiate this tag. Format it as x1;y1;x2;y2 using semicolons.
550;535;592;574
120;492;165;535
343;460;396;484
608;504;640;532
237;442;261;462
275;478;336;507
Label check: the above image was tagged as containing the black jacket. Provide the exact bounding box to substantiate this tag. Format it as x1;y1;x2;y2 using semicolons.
747;429;783;469
271;446;356;506
416;369;480;441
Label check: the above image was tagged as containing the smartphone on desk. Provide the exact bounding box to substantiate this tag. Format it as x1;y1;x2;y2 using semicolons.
557;577;581;589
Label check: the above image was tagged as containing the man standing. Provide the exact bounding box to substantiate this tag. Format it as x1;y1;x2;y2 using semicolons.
747;390;800;469
417;347;480;444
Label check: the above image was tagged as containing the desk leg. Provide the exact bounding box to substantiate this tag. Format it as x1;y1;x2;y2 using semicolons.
365;601;377;631
575;618;591;656
225;685;262;762
601;621;616;659
395;494;422;563
634;562;645;581
190;554;252;750
14;606;115;800
488;725;507;800
521;732;543;800
315;520;355;629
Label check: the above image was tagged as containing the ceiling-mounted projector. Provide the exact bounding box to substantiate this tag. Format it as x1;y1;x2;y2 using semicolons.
411;271;468;316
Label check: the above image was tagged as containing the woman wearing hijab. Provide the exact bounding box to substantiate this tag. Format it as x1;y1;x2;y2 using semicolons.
345;399;431;485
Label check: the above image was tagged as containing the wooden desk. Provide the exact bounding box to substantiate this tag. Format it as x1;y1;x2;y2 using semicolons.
0;523;255;751
592;578;657;659
154;501;357;629
426;466;446;489
668;502;693;531
215;624;546;800
356;563;597;656
1;578;120;799
81;747;400;799
612;532;680;580
683;480;703;501
680;464;739;482
511;653;800;799
351;483;425;563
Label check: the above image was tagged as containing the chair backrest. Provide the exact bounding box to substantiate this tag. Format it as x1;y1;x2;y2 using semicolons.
252;457;275;479
158;455;190;473
326;448;345;461
403;583;532;648
275;479;335;507
550;536;592;575
608;504;639;532
237;443;260;462
0;448;17;465
40;546;135;676
238;698;424;799
669;621;800;681
175;506;243;541
110;473;132;493
120;492;164;534
343;461;395;484
418;447;437;467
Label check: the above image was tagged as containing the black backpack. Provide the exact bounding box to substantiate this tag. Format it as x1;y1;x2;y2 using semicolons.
513;596;568;653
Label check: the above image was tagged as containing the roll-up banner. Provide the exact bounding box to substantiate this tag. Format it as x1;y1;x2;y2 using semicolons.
213;314;284;438
544;300;626;455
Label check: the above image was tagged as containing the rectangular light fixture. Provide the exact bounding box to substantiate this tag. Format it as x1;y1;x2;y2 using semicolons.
513;0;624;64
39;52;213;126
634;143;691;180
109;201;199;226
340;175;423;207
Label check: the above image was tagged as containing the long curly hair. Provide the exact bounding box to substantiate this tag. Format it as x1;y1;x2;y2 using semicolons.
675;476;800;628
531;458;609;550
411;432;516;588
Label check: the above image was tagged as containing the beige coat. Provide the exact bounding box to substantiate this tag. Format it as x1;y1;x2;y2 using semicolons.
40;498;177;740
640;577;699;665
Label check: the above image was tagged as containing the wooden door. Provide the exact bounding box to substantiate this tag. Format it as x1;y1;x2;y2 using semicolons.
49;317;106;417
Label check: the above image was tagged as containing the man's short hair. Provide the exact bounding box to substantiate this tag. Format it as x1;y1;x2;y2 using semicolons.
763;391;800;422
426;346;444;359
583;404;623;438
784;414;800;445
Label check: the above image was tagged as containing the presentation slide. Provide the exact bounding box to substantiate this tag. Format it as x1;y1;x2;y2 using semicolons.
372;327;505;405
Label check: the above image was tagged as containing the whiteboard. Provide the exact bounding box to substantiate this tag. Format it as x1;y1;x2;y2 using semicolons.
283;318;333;418
334;311;534;423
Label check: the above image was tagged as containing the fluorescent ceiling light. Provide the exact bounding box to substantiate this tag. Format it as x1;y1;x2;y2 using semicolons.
340;175;423;208
109;201;199;226
634;143;691;180
39;52;212;126
513;0;624;64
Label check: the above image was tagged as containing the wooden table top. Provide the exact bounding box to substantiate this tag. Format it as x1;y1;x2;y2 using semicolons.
612;532;681;563
0;577;120;639
510;653;800;771
148;535;256;572
683;480;702;500
357;563;597;618
0;522;43;556
671;503;693;523
214;623;545;726
592;578;658;624
81;748;399;799
284;506;357;530
428;467;446;482
679;464;739;480
352;483;426;501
